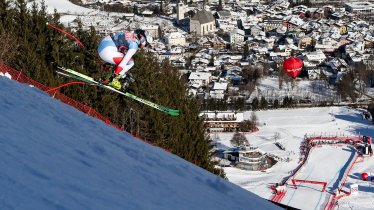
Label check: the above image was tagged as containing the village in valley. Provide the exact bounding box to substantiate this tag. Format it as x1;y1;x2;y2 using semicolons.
70;0;374;110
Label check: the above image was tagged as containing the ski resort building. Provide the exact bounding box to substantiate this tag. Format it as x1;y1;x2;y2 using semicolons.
223;146;277;170
200;111;244;132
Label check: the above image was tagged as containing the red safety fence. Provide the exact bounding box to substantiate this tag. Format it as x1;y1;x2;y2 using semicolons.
0;62;124;131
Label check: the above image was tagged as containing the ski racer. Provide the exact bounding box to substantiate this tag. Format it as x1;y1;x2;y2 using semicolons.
97;29;153;90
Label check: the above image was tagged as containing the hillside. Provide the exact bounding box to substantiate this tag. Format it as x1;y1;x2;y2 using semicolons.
0;76;280;209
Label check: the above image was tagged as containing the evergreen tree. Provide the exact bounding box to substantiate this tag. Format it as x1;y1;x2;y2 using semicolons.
283;96;289;107
0;32;17;63
251;97;259;110
260;96;268;110
0;0;17;63
126;51;224;176
231;97;245;111
133;5;138;15
273;99;280;109
0;0;14;32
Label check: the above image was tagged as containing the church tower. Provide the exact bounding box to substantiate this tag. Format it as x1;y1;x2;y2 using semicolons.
177;0;185;25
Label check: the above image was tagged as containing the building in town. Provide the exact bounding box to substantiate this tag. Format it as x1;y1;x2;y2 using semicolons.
190;10;216;36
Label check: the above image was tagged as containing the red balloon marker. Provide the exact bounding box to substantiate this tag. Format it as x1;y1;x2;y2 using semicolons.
362;172;369;181
283;57;303;78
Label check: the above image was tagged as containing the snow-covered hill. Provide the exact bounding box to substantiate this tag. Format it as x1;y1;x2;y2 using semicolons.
0;76;281;209
30;0;94;14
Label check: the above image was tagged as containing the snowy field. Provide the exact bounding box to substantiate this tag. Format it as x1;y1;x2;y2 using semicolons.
31;0;94;14
214;107;374;209
253;77;339;103
282;145;356;209
0;75;281;209
31;0;176;32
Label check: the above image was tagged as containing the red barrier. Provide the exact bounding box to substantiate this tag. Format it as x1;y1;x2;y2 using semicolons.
270;185;286;203
0;62;122;130
45;81;86;93
291;179;327;192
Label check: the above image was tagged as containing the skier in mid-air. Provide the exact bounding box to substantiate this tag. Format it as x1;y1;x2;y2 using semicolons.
97;29;153;90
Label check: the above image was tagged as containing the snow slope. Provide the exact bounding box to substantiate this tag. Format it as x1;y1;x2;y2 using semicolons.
0;76;280;209
282;145;356;210
30;0;94;14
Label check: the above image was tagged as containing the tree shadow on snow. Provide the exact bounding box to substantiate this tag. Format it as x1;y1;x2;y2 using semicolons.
358;184;374;193
351;126;374;139
334;114;368;125
334;113;374;138
326;148;356;193
348;172;363;181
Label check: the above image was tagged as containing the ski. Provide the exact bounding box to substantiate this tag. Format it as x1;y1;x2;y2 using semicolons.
56;66;180;116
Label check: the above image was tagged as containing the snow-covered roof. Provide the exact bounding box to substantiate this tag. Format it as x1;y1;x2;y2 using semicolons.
191;10;215;24
213;82;228;90
188;72;211;80
304;51;327;61
229;29;245;36
165;32;185;39
200;111;244;122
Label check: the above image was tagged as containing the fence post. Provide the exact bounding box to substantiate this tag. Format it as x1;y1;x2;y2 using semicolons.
16;70;22;81
87;107;92;115
52;90;57;98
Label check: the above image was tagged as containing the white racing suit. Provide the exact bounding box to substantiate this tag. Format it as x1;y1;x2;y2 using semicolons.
97;31;139;77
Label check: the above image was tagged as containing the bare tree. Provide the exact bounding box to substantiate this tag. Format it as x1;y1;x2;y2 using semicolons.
337;70;357;102
250;112;258;126
240;80;256;97
262;62;271;77
356;62;368;98
274;132;280;143
238;120;256;131
230;132;249;147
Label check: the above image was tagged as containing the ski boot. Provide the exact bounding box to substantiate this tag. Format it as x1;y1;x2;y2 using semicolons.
107;74;123;90
107;74;132;92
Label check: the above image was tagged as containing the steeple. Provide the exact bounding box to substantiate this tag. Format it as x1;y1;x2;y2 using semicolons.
177;0;185;25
